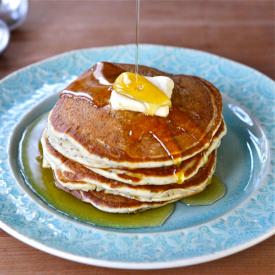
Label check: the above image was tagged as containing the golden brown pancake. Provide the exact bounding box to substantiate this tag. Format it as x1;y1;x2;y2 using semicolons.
103;120;225;184
44;117;224;182
42;134;217;203
41;62;226;213
44;119;225;185
47;62;223;169
54;180;172;213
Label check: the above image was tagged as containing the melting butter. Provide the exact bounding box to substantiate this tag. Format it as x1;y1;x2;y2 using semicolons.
111;72;174;117
113;72;171;106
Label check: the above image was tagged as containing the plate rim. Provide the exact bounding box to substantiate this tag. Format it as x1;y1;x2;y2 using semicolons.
1;221;274;269
1;43;274;84
0;44;274;269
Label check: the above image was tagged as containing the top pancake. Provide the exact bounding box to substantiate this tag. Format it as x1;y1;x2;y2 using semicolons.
48;62;223;169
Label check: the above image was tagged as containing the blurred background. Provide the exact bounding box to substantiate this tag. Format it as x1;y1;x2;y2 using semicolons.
0;0;275;78
0;0;274;78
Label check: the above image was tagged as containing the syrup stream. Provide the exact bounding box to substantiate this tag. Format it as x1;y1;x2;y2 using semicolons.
134;0;181;179
135;0;140;83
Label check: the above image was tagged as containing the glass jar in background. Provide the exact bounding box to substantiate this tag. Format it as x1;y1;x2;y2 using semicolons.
0;0;28;54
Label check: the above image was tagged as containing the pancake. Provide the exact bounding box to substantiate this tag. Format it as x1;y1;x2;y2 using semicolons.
40;62;226;214
42;134;217;202
54;180;173;213
47;62;223;169
89;119;226;185
43;119;225;185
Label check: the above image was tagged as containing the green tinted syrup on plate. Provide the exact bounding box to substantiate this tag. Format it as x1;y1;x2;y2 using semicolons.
19;113;174;228
181;175;226;206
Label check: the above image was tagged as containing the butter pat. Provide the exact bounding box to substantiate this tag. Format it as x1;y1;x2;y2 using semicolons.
110;74;174;117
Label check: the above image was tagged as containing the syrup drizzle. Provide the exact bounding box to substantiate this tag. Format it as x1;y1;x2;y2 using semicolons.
135;0;140;82
61;62;203;180
59;0;205;180
149;127;184;184
93;62;112;85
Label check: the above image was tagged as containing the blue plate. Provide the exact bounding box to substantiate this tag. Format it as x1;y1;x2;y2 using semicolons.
0;45;274;269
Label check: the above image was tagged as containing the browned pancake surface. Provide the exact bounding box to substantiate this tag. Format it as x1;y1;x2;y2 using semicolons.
49;62;222;163
55;181;169;209
115;120;224;179
45;137;216;195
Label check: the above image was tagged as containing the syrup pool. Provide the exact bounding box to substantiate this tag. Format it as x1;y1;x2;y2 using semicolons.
19;113;174;229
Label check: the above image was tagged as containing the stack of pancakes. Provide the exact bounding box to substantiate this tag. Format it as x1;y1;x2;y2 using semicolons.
41;62;226;213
